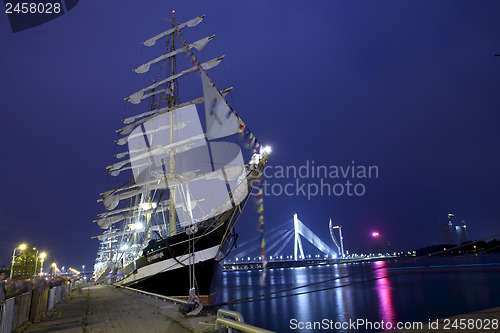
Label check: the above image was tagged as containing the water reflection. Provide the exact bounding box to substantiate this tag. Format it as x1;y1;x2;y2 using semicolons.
220;255;500;332
373;261;396;328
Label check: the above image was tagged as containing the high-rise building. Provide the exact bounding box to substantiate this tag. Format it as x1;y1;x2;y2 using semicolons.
440;222;456;245
440;213;456;245
456;220;470;244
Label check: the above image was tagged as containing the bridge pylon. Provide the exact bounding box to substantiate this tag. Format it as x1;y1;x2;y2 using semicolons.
293;213;336;260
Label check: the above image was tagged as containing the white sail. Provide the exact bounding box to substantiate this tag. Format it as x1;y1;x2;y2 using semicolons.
201;71;239;140
98;198;170;218
135;36;214;74
122;103;248;227
115;145;163;159
119;88;232;136
113;121;189;149
170;142;248;227
97;196;205;229
110;134;204;174
143;15;204;47
102;185;164;211
101;168;203;210
119;99;203;135
126;56;224;105
96;212;134;229
128;104;207;184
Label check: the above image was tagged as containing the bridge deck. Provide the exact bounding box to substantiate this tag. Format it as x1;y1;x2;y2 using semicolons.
16;285;216;333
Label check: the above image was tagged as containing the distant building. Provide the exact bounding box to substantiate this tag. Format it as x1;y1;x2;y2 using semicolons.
456;220;470;244
11;244;39;279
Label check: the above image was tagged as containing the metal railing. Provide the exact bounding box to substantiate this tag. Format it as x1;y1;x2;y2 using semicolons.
0;283;75;333
12;291;31;329
216;308;275;333
0;298;15;333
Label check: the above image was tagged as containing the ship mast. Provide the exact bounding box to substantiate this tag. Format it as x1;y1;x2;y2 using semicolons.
168;10;177;236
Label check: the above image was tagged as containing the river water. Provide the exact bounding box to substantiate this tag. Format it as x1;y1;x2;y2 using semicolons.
218;254;500;332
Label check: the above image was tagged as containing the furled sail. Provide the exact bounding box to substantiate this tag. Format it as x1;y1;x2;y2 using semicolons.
102;185;163;211
134;36;213;74
96;195;204;229
119;88;232;135
143;15;204;47
119;100;203;136
126;56;224;104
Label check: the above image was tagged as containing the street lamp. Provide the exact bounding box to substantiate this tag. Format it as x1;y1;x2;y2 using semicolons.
39;252;46;275
34;249;39;276
10;243;27;279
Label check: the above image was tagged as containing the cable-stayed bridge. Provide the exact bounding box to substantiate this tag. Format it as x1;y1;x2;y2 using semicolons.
224;214;345;269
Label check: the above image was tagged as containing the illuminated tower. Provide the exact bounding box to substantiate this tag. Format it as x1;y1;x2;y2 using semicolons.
329;219;345;258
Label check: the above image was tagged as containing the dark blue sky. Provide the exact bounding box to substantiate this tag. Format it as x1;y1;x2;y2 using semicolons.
1;1;499;270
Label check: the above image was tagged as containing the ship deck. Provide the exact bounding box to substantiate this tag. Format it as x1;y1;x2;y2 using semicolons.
15;284;217;333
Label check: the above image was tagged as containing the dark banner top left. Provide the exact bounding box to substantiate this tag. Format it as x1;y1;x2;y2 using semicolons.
3;0;79;32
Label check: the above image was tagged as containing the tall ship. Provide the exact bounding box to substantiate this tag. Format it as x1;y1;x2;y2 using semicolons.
92;12;269;308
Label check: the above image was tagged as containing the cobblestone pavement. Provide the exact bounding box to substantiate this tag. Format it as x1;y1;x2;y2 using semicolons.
17;285;216;333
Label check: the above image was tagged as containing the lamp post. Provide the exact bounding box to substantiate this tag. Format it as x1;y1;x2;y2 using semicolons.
10;243;27;279
51;262;57;277
34;249;39;276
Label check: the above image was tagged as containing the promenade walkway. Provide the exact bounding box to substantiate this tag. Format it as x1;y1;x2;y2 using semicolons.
15;285;216;333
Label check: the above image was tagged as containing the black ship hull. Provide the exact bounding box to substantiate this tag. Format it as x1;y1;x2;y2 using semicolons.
112;216;232;304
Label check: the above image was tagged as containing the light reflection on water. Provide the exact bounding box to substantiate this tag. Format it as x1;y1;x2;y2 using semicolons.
373;261;396;326
219;254;500;332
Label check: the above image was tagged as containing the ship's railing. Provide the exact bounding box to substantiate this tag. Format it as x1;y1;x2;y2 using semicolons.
0;282;80;333
216;308;276;333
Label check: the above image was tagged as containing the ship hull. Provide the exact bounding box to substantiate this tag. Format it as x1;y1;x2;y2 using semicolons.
96;158;268;304
123;257;221;304
112;218;231;304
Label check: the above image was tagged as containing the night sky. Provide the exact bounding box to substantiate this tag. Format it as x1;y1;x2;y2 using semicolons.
1;1;499;272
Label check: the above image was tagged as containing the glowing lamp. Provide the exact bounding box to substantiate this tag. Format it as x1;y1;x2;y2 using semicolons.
129;222;144;230
139;202;157;210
